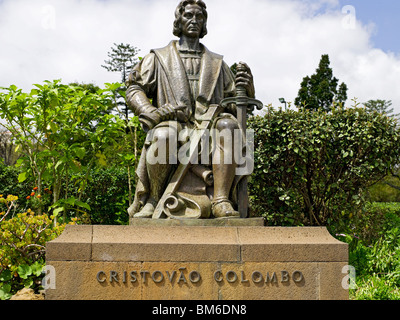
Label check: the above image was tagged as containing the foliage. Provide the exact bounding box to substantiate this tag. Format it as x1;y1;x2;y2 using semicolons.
248;106;400;233
0;161;133;226
0;195;69;300
0;161;32;211
368;175;400;202
295;54;348;111
338;203;400;300
63;166;132;225
0;80;133;221
364;99;399;118
102;44;146;204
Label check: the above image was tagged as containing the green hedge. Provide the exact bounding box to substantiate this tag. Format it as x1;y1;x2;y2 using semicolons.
248;107;400;234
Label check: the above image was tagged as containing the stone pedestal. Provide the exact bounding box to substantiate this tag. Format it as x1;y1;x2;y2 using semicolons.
45;223;348;300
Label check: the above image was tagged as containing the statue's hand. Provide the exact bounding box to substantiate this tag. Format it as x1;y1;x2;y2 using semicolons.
235;62;255;99
139;104;188;132
157;104;177;121
159;104;188;122
159;104;189;122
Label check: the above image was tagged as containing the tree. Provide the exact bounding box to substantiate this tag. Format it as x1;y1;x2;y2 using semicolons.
295;54;348;111
364;100;399;118
0;81;126;221
102;43;144;207
102;43;140;84
102;43;140;119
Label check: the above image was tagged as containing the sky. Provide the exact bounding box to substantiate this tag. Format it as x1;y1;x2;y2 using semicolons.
0;0;400;116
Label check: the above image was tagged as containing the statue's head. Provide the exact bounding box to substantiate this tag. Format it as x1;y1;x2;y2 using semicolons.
173;0;208;39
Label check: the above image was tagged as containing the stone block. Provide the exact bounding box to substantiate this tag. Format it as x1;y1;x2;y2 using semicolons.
91;226;240;262
45;225;349;300
46;225;92;261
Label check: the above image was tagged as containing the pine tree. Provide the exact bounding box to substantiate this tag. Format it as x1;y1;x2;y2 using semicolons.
295;54;348;111
102;43;140;84
364;100;399;118
102;43;140;120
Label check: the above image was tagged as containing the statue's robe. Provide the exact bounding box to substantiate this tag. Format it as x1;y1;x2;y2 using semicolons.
126;40;241;219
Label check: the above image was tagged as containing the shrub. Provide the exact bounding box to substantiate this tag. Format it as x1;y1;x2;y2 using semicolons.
0;161;32;211
248;106;400;233
69;166;131;225
353;275;400;300
339;202;400;300
0;163;132;225
0;195;68;300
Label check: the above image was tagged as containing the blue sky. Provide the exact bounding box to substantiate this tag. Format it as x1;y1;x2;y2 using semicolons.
338;0;400;54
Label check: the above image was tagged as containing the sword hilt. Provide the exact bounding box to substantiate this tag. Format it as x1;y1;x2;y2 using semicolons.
220;96;264;113
221;62;263;112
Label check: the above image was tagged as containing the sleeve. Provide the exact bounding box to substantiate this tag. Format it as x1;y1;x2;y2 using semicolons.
126;53;158;116
221;61;236;98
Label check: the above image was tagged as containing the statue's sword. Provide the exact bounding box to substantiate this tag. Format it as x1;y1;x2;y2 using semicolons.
220;63;263;218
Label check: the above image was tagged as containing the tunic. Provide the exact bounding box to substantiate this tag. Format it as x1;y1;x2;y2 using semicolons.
126;40;236;122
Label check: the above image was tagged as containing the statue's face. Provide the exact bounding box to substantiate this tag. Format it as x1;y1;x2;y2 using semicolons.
181;4;205;39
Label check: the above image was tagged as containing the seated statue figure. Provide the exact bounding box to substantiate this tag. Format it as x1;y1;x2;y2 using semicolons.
126;0;256;220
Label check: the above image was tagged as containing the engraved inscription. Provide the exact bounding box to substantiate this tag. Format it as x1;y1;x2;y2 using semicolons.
96;269;305;286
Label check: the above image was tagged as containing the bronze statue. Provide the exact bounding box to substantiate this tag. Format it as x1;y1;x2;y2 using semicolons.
126;0;261;220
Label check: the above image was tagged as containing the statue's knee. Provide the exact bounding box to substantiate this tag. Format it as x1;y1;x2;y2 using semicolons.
151;127;177;144
215;118;239;132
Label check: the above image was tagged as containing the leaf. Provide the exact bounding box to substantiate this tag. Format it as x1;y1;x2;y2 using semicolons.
31;262;44;277
73;147;86;160
15;158;24;168
49;121;59;134
33;83;44;90
18;171;28;183
52;207;64;217
0;284;12;300
65;197;76;206
23;278;33;288
17;265;32;279
75;201;91;211
55;160;64;170
96;152;107;167
0;270;12;282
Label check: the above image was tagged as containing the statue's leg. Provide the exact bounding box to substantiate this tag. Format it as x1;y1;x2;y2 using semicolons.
135;125;178;218
212;118;240;218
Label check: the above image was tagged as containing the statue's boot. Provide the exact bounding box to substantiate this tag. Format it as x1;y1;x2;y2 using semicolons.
211;118;241;219
212;198;240;219
134;201;155;219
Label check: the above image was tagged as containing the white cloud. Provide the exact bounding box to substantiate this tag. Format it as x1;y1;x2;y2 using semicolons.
0;0;399;115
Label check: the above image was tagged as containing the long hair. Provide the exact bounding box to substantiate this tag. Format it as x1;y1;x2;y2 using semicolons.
173;0;208;39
